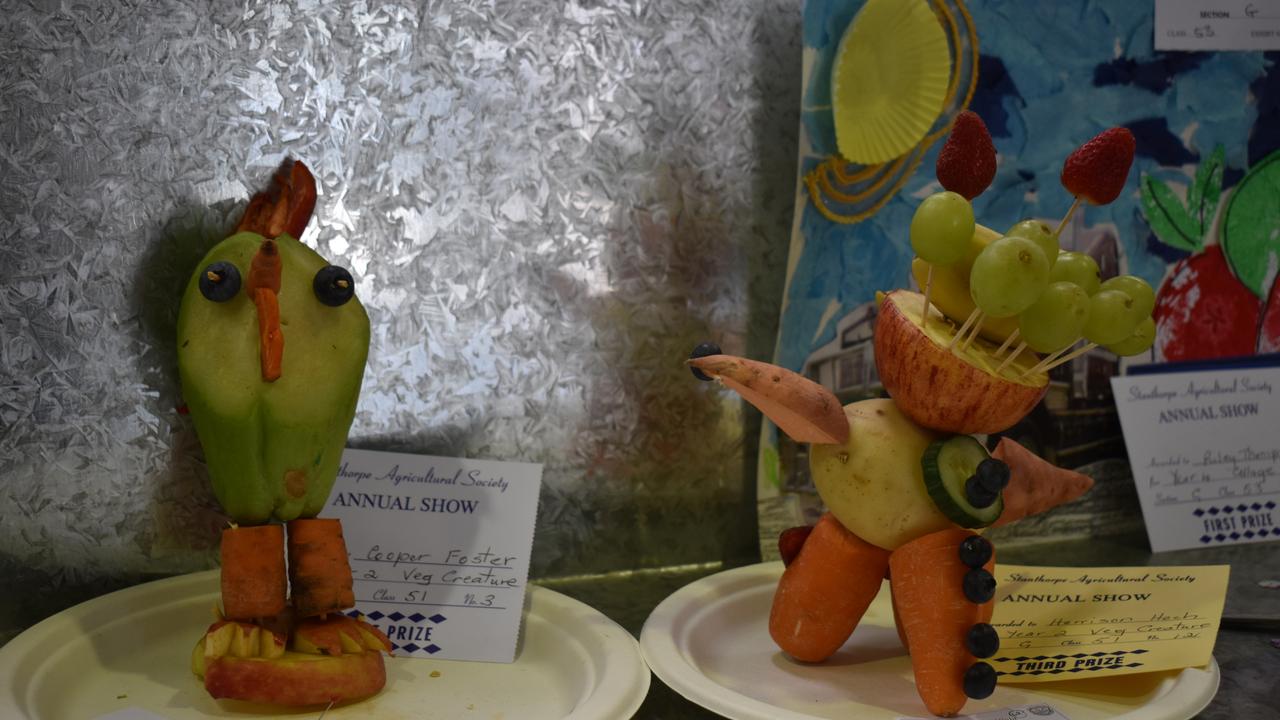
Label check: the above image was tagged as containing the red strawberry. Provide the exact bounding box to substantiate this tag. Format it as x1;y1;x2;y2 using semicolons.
1153;245;1260;362
1061;127;1136;205
777;525;813;567
935;110;997;200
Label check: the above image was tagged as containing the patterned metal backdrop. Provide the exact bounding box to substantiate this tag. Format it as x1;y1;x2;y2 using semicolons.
0;0;801;630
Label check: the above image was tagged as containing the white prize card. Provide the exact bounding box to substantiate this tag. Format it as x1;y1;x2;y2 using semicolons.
321;448;543;663
1155;0;1280;51
1111;360;1280;552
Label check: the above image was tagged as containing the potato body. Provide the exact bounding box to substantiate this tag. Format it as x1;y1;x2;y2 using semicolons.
810;399;953;550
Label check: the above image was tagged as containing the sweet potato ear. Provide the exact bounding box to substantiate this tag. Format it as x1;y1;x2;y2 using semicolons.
991;437;1094;526
688;354;848;445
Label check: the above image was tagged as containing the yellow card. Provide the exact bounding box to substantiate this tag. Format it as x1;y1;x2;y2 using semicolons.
989;564;1230;683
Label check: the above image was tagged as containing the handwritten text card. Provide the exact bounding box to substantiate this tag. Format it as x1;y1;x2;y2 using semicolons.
1111;364;1279;552
322;448;542;663
1155;0;1280;51
990;564;1230;683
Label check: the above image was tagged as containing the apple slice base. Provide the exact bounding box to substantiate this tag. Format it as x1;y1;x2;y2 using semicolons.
200;651;387;707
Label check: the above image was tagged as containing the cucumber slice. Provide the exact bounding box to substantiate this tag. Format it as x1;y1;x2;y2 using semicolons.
921;436;1003;528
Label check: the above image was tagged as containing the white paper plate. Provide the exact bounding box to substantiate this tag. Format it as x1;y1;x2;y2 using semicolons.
0;570;649;720
640;562;1219;720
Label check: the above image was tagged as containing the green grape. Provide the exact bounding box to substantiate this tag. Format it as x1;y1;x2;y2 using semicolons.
1083;289;1143;345
1006;220;1059;270
1100;275;1155;318
969;236;1051;318
910;191;974;266
1049;251;1102;295
1105;316;1156;357
1018;282;1090;353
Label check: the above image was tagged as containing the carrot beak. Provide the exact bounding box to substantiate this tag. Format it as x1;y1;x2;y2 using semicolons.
247;240;284;382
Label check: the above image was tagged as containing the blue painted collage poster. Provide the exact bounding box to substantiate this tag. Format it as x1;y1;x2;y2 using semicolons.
757;0;1280;553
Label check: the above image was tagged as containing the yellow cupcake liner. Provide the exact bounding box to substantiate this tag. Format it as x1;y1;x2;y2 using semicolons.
831;0;952;165
810;0;980;226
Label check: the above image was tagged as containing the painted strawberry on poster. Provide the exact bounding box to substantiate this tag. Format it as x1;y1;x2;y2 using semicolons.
1140;146;1268;362
1220;151;1280;353
1260;277;1280;354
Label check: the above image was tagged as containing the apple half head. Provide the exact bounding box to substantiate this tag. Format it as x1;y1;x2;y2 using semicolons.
177;232;370;524
874;290;1047;434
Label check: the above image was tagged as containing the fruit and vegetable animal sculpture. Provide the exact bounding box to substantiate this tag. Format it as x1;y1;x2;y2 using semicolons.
178;161;392;707
690;114;1150;717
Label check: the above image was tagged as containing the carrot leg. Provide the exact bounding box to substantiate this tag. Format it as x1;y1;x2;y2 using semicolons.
287;518;356;617
769;513;890;662
891;583;909;652
890;528;998;717
220;524;287;620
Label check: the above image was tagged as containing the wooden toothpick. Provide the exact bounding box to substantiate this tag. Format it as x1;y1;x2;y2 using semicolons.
948;307;983;350
960;314;985;351
1054;196;1082;237
995;341;1028;374
1031;342;1099;376
920;264;935;330
995;329;1021;357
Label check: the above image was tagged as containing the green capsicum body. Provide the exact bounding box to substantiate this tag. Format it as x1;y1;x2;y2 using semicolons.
177;231;370;524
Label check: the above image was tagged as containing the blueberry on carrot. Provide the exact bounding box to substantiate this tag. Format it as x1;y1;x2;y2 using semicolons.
963;661;998;699
963;568;997;604
958;535;992;568
220;524;287;620
965;623;1000;658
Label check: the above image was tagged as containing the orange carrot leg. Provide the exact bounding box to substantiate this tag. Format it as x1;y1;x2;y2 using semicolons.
220;524;287;620
769;513;890;663
890;529;999;717
891;584;909;652
287;518;356;617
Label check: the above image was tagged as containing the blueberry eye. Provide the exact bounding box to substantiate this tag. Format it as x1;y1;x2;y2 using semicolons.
199;261;242;302
688;341;722;381
313;265;355;307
